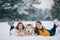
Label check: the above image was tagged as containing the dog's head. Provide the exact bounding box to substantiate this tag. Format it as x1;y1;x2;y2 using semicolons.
25;24;34;33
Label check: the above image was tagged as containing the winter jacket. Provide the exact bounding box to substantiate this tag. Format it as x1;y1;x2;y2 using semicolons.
11;28;26;36
38;26;50;36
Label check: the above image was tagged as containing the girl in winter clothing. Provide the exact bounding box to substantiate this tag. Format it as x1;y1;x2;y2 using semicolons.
11;22;26;36
34;20;57;36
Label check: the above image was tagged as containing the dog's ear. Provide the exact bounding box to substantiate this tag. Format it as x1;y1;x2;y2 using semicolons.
25;24;27;28
31;24;34;29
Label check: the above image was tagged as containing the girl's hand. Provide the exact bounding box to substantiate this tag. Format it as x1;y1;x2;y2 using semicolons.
17;33;21;36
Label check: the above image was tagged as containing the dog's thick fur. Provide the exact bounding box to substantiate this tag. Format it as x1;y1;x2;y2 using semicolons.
25;24;35;36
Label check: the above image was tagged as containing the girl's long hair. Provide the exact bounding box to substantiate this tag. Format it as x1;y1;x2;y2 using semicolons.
34;21;44;34
35;20;42;29
16;22;25;30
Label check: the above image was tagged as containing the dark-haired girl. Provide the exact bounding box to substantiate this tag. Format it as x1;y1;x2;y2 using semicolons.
11;22;26;36
34;21;57;36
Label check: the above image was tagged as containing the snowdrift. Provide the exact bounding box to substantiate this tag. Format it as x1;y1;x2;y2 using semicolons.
0;21;60;40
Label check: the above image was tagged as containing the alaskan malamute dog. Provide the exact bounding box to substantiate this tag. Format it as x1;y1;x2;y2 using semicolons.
25;24;35;36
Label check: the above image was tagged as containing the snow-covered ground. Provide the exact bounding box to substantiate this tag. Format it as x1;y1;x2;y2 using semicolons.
0;21;60;40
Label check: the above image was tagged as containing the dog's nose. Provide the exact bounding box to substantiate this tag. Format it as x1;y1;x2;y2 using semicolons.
28;31;30;32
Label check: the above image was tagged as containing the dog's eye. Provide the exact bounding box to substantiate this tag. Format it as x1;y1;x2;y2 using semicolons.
28;31;30;32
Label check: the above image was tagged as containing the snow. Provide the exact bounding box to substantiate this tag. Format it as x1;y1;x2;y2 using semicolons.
32;0;54;9
0;21;60;40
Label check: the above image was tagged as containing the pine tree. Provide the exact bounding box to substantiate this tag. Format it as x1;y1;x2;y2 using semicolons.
51;0;60;20
0;0;25;21
0;0;36;21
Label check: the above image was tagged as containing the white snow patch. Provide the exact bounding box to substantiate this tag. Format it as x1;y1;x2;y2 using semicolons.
32;0;54;9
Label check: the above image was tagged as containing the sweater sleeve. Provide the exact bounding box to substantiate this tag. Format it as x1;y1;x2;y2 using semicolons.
10;29;18;36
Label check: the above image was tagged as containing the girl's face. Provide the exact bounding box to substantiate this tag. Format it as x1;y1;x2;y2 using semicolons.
36;23;42;29
18;24;23;29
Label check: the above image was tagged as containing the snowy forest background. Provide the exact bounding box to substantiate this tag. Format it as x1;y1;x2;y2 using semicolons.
0;0;60;22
